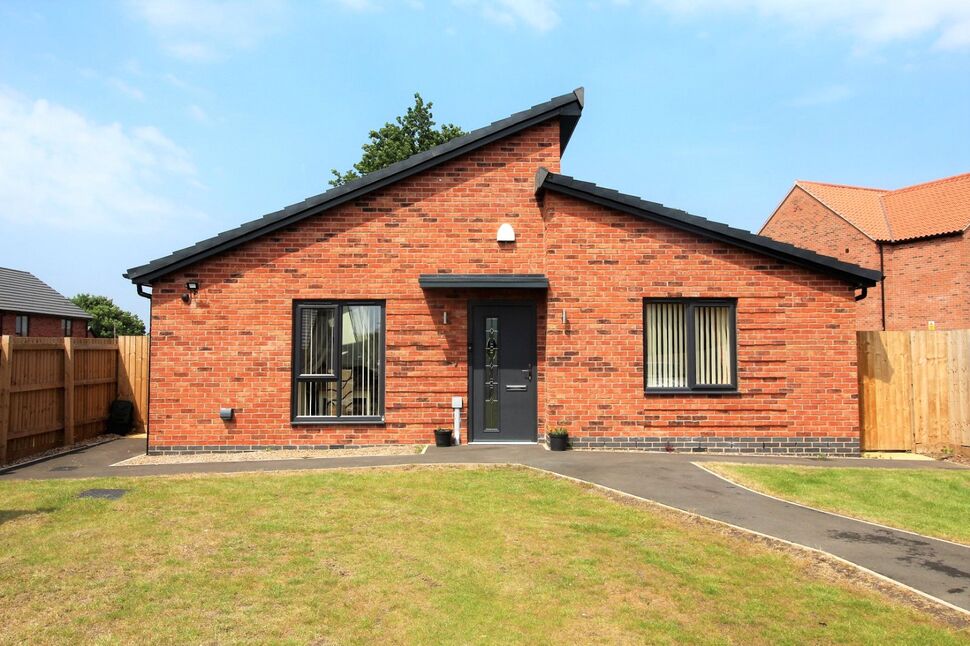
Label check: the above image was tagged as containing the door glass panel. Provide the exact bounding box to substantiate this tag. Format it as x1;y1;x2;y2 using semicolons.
484;317;499;431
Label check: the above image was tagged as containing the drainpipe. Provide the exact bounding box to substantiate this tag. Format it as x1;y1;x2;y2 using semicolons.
878;244;887;331
854;286;868;301
136;284;152;299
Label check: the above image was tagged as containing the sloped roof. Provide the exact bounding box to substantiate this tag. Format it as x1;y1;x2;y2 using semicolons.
795;173;970;242
0;268;93;319
535;169;880;287
126;88;585;284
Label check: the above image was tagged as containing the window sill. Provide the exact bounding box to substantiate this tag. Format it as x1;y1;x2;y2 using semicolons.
291;417;385;426
643;389;739;396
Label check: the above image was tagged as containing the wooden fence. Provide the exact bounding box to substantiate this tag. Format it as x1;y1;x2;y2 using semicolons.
0;335;149;464
858;330;970;453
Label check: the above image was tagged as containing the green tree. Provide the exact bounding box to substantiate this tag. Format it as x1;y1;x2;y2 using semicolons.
71;294;146;337
330;93;465;187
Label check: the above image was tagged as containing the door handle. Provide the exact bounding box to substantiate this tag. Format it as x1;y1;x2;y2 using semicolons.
523;362;533;381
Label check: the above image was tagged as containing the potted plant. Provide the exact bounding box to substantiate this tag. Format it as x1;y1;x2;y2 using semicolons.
433;427;452;447
547;427;569;451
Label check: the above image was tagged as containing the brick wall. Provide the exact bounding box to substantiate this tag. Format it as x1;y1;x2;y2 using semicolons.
146;117;861;454
0;311;88;337
543;192;859;451
761;186;883;330
883;231;969;330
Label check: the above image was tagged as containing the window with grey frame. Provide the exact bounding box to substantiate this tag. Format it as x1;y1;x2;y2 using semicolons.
292;301;385;422
643;299;737;392
15;315;28;336
62;319;72;337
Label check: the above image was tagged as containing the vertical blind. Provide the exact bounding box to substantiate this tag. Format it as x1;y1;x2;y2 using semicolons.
296;303;384;418
645;302;687;388
694;305;732;386
645;300;735;390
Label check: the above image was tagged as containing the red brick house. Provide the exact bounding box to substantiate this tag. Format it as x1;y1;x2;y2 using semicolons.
126;89;879;455
760;174;970;330
0;268;91;337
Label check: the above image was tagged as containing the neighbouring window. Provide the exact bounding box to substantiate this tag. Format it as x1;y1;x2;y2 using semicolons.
14;315;28;336
643;299;737;392
62;319;72;337
293;301;385;421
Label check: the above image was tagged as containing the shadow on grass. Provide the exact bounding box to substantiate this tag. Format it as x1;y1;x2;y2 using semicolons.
0;508;56;526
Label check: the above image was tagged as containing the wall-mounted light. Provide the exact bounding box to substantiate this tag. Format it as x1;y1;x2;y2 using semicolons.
562;309;567;325
443;311;448;325
186;281;200;291
497;223;515;242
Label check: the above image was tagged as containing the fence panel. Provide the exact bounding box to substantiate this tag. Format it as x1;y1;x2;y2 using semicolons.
858;330;970;453
0;335;149;464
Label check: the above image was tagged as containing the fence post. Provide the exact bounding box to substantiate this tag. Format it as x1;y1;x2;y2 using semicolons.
63;337;75;447
0;336;11;464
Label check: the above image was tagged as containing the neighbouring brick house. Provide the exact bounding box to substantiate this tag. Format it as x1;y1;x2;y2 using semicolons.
0;268;91;338
760;174;970;330
126;89;879;455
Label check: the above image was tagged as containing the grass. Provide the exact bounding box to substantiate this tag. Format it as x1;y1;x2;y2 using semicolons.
705;463;970;545
0;467;965;645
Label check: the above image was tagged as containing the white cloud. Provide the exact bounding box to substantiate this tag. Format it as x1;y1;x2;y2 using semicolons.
335;0;379;10
648;0;970;50
107;77;146;101
187;104;210;123
788;83;854;107
457;0;560;31
126;0;288;61
0;89;204;232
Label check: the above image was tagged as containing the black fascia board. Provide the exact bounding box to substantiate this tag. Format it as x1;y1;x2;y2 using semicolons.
535;169;881;287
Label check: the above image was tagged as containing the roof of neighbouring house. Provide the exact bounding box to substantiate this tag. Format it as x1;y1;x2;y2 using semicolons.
793;173;970;242
125;88;586;284
0;268;93;320
535;169;881;287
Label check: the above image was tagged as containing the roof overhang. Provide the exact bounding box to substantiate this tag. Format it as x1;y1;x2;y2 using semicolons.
535;169;881;288
418;274;549;289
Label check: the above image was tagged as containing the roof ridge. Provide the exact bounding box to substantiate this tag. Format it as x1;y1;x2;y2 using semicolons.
796;179;888;193
0;267;33;275
886;171;970;195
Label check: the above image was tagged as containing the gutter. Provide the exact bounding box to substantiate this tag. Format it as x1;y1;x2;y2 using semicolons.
136;284;152;300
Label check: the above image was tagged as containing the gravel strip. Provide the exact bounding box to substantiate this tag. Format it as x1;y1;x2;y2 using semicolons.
113;445;426;466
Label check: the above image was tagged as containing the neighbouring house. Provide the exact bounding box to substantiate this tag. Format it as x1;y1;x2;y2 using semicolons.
760;174;970;331
125;89;880;456
0;268;91;338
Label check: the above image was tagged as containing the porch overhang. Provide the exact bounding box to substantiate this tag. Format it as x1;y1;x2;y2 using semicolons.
418;274;549;289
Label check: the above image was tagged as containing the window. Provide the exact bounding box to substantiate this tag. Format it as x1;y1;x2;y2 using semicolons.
644;299;736;392
14;315;28;336
62;319;72;337
292;301;385;422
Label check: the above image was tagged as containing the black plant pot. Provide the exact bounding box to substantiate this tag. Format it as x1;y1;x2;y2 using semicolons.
548;435;569;451
434;429;452;447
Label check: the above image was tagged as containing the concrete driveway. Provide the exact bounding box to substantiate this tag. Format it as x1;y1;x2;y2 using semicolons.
3;437;968;614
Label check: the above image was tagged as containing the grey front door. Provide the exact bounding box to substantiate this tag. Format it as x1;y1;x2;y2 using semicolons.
469;302;537;443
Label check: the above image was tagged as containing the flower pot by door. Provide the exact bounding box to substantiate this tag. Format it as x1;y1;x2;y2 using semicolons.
434;429;452;447
548;435;568;451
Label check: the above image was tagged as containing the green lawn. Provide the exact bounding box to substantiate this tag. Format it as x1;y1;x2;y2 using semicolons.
0;467;964;645
705;463;970;545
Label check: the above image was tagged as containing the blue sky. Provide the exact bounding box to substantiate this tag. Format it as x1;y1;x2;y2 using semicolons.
1;0;968;322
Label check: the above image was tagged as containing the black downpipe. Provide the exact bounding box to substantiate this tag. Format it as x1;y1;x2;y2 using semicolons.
854;286;868;301
136;284;152;299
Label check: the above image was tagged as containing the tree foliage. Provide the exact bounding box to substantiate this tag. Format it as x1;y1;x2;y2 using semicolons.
71;294;146;337
330;93;465;187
